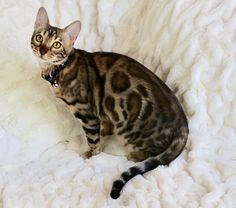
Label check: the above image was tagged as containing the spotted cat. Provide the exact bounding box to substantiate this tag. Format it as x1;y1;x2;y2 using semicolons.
31;7;189;199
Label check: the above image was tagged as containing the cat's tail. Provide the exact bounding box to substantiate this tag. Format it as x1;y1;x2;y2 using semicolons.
110;127;188;199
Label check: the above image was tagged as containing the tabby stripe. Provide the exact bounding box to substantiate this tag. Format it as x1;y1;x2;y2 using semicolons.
58;53;65;59
74;112;97;124
119;98;124;108
122;110;128;120
141;101;153;120
87;138;100;144
137;84;148;97
125;131;141;139
89;58;106;115
105;95;119;122
89;123;100;129
83;122;100;131
116;122;123;129
118;124;133;135
61;98;84;105
127;91;142;122
83;126;99;135
142;131;154;138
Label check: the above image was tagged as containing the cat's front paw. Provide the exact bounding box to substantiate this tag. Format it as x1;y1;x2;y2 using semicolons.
82;148;101;159
82;150;93;159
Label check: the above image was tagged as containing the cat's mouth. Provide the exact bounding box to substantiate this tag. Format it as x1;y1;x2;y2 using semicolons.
37;55;66;65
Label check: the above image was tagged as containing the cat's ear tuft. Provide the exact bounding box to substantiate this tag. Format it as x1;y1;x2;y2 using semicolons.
63;21;81;46
34;7;49;30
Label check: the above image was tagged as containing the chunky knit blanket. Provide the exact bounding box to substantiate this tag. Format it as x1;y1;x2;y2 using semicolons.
0;0;235;207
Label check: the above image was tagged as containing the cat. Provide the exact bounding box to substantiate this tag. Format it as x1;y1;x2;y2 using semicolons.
31;7;189;199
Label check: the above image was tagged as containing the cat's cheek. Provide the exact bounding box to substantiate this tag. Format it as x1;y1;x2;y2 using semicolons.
34;51;41;58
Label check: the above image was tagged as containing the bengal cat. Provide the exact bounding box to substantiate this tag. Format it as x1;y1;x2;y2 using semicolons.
31;7;189;199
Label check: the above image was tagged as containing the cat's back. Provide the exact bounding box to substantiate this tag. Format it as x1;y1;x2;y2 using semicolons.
86;50;188;129
91;51;174;96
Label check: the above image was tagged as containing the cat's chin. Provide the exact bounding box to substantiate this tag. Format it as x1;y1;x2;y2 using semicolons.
36;56;49;63
37;57;65;66
52;59;67;65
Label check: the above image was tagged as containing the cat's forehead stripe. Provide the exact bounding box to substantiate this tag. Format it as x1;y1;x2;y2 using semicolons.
53;35;61;41
39;30;61;41
48;27;57;37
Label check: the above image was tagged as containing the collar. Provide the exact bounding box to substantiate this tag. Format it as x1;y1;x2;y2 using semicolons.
42;58;69;88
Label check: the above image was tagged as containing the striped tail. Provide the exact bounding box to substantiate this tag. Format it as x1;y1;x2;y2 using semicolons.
110;127;188;199
110;158;163;199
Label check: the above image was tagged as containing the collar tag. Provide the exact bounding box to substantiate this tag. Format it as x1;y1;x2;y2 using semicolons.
42;59;69;87
52;81;59;88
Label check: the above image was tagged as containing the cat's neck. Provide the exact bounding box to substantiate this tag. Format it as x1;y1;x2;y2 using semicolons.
40;49;76;87
40;49;76;73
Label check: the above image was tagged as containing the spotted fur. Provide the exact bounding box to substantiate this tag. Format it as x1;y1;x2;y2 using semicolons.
31;7;189;199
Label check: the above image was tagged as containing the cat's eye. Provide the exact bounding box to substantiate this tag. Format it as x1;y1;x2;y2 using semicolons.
52;41;62;49
35;34;43;42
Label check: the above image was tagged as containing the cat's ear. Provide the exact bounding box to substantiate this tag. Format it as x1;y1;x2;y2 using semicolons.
63;21;81;46
34;7;49;30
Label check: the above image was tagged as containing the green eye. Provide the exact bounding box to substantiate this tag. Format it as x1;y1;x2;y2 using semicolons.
35;34;43;42
52;41;62;49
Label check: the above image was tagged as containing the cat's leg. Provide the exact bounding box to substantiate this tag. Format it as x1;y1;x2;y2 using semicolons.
115;135;148;162
127;151;147;162
82;118;101;158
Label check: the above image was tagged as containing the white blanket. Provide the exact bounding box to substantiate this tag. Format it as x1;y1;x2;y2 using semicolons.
0;0;235;207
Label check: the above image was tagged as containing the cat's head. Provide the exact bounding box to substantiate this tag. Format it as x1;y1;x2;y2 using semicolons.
31;7;81;65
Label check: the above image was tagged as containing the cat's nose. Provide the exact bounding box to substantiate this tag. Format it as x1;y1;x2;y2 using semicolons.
40;47;48;56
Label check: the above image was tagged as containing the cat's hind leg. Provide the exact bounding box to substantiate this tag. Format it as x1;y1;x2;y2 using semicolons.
127;151;147;162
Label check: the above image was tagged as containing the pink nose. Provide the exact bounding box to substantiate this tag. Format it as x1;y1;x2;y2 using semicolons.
40;47;48;56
